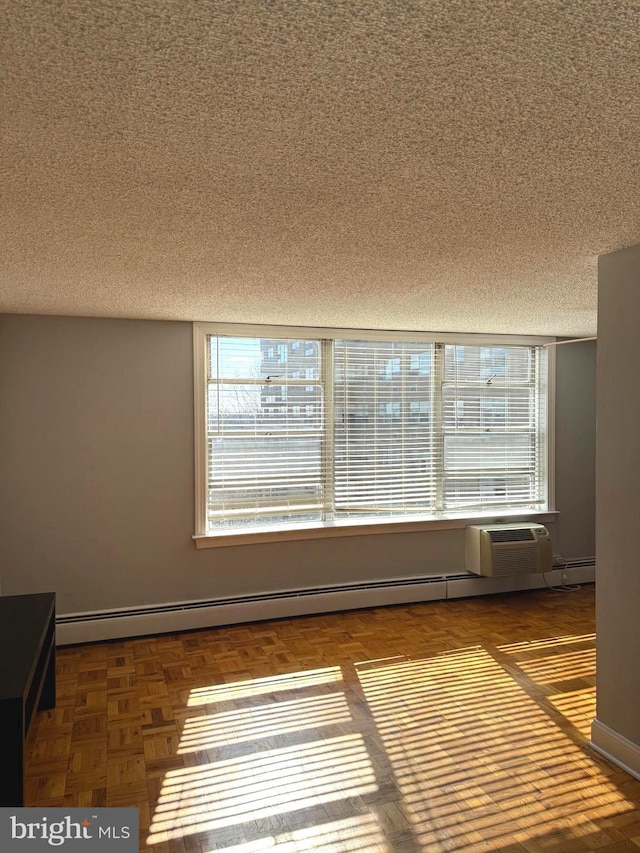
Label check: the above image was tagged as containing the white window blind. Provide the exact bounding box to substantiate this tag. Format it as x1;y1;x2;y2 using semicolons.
202;330;548;534
441;344;547;511
206;335;327;529
334;340;439;514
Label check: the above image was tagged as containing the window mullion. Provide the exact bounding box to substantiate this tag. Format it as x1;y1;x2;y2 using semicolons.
533;345;546;507
401;347;407;504
322;339;335;522
433;343;445;513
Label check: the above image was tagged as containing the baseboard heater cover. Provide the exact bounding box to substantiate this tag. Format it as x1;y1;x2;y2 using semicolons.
55;559;595;645
56;574;452;645
447;559;595;599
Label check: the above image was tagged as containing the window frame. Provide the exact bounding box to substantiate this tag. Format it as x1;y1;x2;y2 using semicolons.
193;322;556;547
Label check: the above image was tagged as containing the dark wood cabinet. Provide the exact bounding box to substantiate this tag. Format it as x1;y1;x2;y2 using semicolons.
0;592;56;806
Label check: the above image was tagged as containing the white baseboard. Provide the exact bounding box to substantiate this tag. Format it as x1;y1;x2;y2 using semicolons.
56;578;449;645
590;719;640;781
56;561;595;645
447;563;595;599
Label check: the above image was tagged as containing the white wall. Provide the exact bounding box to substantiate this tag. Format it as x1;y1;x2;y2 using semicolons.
0;314;595;615
592;242;640;774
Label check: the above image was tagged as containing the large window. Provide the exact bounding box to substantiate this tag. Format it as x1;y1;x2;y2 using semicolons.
194;325;551;537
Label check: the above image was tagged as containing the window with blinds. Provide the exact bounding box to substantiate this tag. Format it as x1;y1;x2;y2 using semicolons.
334;340;438;515
441;344;546;511
201;330;549;534
206;336;326;529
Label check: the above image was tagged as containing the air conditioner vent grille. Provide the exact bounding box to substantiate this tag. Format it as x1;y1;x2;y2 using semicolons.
492;547;539;577
489;528;535;543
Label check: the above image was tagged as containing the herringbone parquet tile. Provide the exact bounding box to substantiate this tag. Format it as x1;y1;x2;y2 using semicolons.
24;585;640;852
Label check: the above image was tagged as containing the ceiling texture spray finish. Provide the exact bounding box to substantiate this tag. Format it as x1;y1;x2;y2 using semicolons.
2;0;639;335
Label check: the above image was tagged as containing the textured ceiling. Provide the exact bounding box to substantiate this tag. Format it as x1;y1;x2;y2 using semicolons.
2;1;640;336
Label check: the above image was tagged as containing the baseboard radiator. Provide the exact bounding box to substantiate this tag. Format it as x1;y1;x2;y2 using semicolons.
56;558;596;645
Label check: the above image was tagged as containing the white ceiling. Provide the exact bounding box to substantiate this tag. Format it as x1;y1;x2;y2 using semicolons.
2;1;639;336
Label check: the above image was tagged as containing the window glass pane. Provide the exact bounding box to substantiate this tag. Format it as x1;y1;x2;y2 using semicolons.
207;336;218;379
444;434;534;471
444;345;531;383
208;513;323;530
409;400;432;423
207;436;324;516
206;334;326;532
444;475;536;508
210;337;321;381
410;351;431;374
442;387;532;430
208;384;322;432
334;340;437;513
384;357;401;379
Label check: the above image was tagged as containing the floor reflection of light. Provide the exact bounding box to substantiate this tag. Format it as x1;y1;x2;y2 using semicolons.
515;648;596;682
178;691;351;752
196;813;390;852
497;633;595;653
547;688;597;738
187;666;343;705
357;639;637;850
145;623;639;852
146;734;378;844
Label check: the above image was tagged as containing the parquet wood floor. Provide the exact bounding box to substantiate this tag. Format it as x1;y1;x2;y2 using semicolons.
24;585;640;852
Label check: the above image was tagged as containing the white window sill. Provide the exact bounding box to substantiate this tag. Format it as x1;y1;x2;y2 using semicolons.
193;510;558;549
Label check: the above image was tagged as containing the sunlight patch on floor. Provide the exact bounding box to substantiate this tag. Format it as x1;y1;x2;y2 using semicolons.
356;638;633;851
178;691;352;752
199;814;390;853
147;734;377;844
187;667;343;705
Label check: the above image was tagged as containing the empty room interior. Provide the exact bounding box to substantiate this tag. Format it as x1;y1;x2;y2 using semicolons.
1;1;640;851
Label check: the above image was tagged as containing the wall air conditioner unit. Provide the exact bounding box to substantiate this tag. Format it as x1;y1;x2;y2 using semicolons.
465;524;552;577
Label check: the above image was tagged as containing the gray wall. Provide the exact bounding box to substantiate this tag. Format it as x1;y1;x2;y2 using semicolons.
0;314;595;615
596;243;640;746
554;339;596;559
